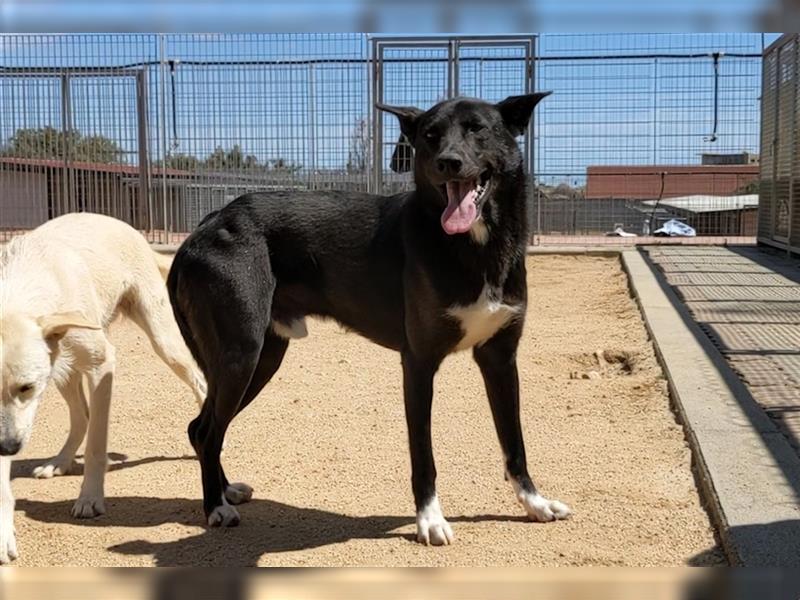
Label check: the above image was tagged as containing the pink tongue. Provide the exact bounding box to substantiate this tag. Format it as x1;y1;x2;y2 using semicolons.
441;180;478;235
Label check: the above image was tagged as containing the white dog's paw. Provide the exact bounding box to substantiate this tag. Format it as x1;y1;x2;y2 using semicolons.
207;503;240;528
71;495;106;519
415;496;454;546
224;482;253;506
33;458;76;479
518;492;571;522
0;527;18;565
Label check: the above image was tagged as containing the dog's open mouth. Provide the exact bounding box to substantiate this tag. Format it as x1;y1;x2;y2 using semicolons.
440;170;492;235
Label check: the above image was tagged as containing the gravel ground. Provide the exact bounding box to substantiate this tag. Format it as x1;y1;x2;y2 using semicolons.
8;255;724;566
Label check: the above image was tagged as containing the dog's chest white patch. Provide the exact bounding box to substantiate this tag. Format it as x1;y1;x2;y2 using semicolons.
447;284;520;351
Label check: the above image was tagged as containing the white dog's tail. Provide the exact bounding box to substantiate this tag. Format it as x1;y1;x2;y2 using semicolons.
152;251;173;280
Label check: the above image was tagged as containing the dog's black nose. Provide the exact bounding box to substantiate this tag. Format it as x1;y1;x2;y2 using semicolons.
0;440;21;456
436;155;462;176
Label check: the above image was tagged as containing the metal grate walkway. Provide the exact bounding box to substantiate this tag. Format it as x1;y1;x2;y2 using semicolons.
646;245;800;458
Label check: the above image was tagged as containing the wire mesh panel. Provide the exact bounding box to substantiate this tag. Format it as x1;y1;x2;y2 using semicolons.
0;34;160;240
0;33;777;244
774;39;795;241
374;41;451;194
534;33;766;239
456;41;530;102
0;72;62;230
66;72;145;225
760;48;778;240
760;34;800;253
372;36;534;196
159;34;369;236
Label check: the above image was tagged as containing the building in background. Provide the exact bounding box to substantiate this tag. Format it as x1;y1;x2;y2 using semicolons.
585;165;759;200
701;152;759;165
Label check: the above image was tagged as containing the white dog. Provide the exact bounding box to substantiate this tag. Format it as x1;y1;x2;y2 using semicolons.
0;213;206;564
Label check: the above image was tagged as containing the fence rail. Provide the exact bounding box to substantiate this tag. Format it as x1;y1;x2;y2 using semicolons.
0;33;769;243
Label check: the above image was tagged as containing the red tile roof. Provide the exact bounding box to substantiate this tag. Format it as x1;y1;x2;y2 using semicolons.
0;156;190;177
586;165;759;200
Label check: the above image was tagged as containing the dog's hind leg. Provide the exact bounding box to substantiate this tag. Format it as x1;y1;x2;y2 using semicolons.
128;284;207;410
473;326;571;523
184;291;274;525
220;333;289;506
33;372;88;479
189;339;265;527
171;232;275;527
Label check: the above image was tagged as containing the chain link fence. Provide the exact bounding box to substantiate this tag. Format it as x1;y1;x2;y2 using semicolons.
0;33;770;244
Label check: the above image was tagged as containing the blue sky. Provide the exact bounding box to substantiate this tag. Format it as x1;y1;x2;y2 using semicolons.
0;33;781;185
0;1;781;34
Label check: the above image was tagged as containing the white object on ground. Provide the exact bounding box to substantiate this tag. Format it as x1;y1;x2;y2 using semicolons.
606;226;637;237
654;219;696;237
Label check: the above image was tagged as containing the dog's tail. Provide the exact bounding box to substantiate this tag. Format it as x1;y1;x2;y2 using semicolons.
153;250;173;280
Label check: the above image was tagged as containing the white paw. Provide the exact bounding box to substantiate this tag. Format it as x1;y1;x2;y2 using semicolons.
518;492;571;522
33;458;76;479
71;495;106;519
416;496;454;546
224;482;253;505
207;504;240;527
0;527;18;565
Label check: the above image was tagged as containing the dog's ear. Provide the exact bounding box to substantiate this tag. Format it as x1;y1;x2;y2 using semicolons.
37;311;101;344
376;104;424;145
496;92;552;137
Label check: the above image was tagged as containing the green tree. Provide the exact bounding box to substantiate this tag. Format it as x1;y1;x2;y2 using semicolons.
159;153;202;170
1;126;124;163
205;144;262;170
270;157;301;173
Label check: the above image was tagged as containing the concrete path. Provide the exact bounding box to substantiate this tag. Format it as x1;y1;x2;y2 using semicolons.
623;247;800;566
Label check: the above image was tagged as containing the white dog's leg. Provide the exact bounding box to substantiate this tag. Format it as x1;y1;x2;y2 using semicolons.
71;342;115;519
0;457;18;564
34;373;88;479
128;286;208;409
127;294;220;450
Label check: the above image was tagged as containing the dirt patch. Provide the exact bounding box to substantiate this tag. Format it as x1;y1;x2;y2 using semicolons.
9;255;724;566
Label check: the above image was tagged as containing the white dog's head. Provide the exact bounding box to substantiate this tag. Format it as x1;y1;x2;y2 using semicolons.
0;311;99;456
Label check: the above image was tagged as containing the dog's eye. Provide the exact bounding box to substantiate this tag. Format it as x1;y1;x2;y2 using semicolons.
17;383;34;396
465;122;485;134
424;131;439;143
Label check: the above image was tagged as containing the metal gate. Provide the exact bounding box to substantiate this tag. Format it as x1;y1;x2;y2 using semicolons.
0;67;151;232
760;34;800;254
371;36;536;195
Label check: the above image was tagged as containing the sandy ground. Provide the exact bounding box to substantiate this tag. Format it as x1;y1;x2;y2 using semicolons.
8;255;724;566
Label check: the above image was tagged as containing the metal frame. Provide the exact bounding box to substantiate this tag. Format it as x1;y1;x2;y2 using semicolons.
0;34;767;243
760;33;798;254
370;35;536;194
0;66;150;223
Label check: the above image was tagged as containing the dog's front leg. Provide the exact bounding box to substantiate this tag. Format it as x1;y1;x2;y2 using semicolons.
0;456;18;564
401;351;453;546
72;342;115;519
473;327;571;523
34;373;88;479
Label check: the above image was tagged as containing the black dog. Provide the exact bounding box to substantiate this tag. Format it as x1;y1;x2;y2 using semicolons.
167;92;570;545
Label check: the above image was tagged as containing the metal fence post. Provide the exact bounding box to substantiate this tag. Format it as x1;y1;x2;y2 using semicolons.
136;69;151;233
159;34;169;244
